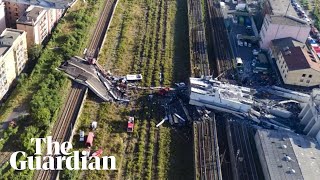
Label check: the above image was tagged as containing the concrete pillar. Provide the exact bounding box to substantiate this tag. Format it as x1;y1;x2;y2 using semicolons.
304;118;315;134
300;108;313;125
299;103;310;119
307;120;320;137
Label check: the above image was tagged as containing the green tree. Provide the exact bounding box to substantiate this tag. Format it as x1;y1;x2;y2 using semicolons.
28;44;43;61
31;107;51;128
20;126;39;154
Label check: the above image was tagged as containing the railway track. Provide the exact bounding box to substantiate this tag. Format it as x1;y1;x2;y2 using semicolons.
229;120;259;180
206;0;233;77
194;117;222;180
33;1;118;178
33;83;85;180
0;152;12;167
87;0;118;58
187;0;210;77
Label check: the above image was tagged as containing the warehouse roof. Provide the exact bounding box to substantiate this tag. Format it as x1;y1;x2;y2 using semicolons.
255;128;320;180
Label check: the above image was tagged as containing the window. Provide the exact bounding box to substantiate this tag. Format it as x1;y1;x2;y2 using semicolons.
300;79;304;82
306;80;310;83
302;74;306;77
285;75;287;78
309;75;312;78
261;28;265;38
15;13;18;16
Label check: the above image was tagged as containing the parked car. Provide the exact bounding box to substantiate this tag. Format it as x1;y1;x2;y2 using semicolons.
238;40;244;46
80;131;85;142
252;49;260;55
304;18;311;23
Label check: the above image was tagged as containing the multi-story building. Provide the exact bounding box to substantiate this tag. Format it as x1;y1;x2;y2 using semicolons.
255;128;320;180
0;28;27;100
0;0;6;33
4;1;28;28
270;37;320;87
261;0;298;18
299;89;320;140
4;0;75;9
16;5;63;47
259;15;310;49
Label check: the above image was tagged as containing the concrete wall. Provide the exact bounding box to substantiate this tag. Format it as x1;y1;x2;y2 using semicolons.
0;29;28;100
273;49;320;87
260;16;310;49
254;132;271;180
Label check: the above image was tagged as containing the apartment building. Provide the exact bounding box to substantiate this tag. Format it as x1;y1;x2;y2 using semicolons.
16;5;63;47
4;1;28;28
270;37;320;87
0;28;27;100
0;0;6;33
260;15;310;49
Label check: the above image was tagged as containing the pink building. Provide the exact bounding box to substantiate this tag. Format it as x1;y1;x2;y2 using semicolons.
16;6;63;47
259;15;310;49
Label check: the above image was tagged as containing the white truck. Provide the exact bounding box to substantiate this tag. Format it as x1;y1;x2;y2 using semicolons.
235;3;247;11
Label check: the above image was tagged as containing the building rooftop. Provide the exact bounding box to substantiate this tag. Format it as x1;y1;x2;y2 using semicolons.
0;28;24;56
267;0;298;17
255;128;320;180
269;15;308;26
16;6;46;25
272;38;320;72
4;0;75;9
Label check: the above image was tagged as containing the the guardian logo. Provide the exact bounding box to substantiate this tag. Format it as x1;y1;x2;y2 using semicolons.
9;136;116;170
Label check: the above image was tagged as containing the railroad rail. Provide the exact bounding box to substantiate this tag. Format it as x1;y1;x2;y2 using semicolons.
206;0;233;77
187;0;210;77
0;152;12;167
86;0;118;59
33;0;118;178
228;120;259;180
33;83;85;180
193;116;222;180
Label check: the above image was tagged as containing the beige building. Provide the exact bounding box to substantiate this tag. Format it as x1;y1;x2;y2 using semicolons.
270;37;320;87
260;15;310;49
16;5;63;47
4;2;28;28
0;28;27;100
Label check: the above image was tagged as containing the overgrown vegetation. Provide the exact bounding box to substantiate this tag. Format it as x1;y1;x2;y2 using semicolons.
70;0;192;179
0;0;106;178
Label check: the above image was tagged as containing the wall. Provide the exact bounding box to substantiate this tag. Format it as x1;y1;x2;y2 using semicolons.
0;1;6;33
286;69;320;86
4;2;28;28
260;17;310;49
274;51;320;86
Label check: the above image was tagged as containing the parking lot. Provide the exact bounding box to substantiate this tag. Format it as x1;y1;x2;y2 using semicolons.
222;1;276;87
